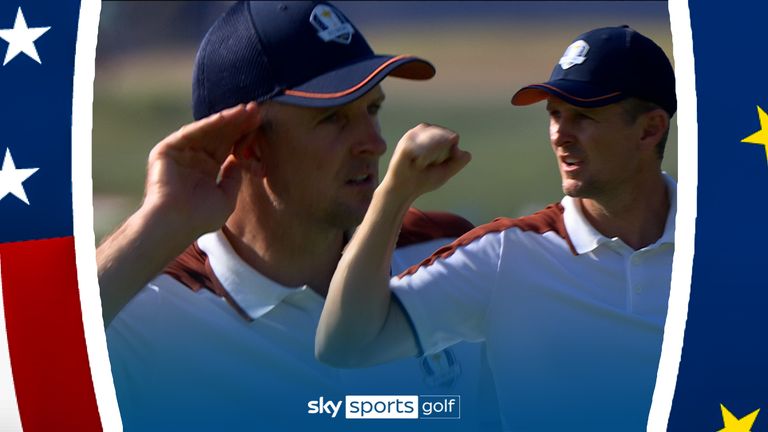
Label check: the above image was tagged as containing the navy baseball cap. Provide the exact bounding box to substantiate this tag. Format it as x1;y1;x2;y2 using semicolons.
511;25;676;116
192;1;435;119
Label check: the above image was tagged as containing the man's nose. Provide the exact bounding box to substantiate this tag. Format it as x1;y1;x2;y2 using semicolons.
352;116;386;156
550;118;575;148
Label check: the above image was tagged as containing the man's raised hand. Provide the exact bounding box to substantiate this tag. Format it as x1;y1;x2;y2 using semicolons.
381;123;471;203
98;103;260;325
143;102;260;238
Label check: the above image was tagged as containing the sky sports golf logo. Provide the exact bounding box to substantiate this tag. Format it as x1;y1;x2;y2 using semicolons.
307;395;460;419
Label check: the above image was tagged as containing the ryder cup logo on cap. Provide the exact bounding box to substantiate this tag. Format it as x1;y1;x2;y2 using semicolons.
511;25;677;116
192;1;435;119
310;4;354;44
558;40;589;70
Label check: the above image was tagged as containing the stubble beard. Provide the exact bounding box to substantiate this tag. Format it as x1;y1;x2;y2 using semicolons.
561;174;602;200
322;192;374;232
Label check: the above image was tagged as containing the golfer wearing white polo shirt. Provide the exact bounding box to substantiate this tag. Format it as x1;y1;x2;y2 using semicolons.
99;2;497;430
318;25;677;431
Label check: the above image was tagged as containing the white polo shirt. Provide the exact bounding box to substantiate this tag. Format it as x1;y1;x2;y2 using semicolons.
392;175;676;431
107;229;497;431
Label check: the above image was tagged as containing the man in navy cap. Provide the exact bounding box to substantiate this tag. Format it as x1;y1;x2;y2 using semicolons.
318;25;677;430
98;2;496;430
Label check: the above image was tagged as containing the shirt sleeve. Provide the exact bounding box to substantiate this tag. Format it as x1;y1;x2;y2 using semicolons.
391;231;503;355
390;237;457;275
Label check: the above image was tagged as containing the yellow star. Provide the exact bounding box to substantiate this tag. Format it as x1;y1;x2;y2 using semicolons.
742;106;768;164
717;404;760;432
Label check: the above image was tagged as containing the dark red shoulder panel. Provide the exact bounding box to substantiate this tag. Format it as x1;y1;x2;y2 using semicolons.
163;243;253;321
163;243;210;294
160;207;474;319
398;203;576;278
397;208;475;248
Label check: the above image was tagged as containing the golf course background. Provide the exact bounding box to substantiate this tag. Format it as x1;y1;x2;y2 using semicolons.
93;1;675;240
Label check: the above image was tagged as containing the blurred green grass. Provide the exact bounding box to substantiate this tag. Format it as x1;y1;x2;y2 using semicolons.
93;88;677;237
93;17;676;239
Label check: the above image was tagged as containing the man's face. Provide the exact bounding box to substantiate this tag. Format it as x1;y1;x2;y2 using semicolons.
259;86;387;230
546;97;645;200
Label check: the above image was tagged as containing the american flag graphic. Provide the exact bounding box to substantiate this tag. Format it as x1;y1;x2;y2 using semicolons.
0;1;119;430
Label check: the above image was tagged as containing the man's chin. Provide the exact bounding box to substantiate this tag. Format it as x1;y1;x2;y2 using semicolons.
561;179;584;198
562;180;605;201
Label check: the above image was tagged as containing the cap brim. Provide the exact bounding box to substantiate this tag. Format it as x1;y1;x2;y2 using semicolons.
273;54;435;108
511;80;625;109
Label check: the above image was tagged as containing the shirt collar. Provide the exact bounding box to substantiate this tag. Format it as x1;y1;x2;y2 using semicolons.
197;230;314;320
562;173;677;254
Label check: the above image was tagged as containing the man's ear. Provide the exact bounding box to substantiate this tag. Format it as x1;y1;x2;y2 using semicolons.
232;129;268;177
639;108;669;151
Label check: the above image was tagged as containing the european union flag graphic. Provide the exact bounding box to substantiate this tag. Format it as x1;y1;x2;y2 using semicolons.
666;0;768;431
741;107;768;164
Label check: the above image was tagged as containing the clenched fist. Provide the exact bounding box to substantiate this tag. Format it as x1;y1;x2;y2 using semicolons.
381;123;471;203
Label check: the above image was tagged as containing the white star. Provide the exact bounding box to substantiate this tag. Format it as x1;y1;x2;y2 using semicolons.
0;8;50;66
0;148;39;205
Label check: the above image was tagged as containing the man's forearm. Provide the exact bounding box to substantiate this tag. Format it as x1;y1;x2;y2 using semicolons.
316;181;414;366
316;123;470;366
97;104;259;326
97;204;197;326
